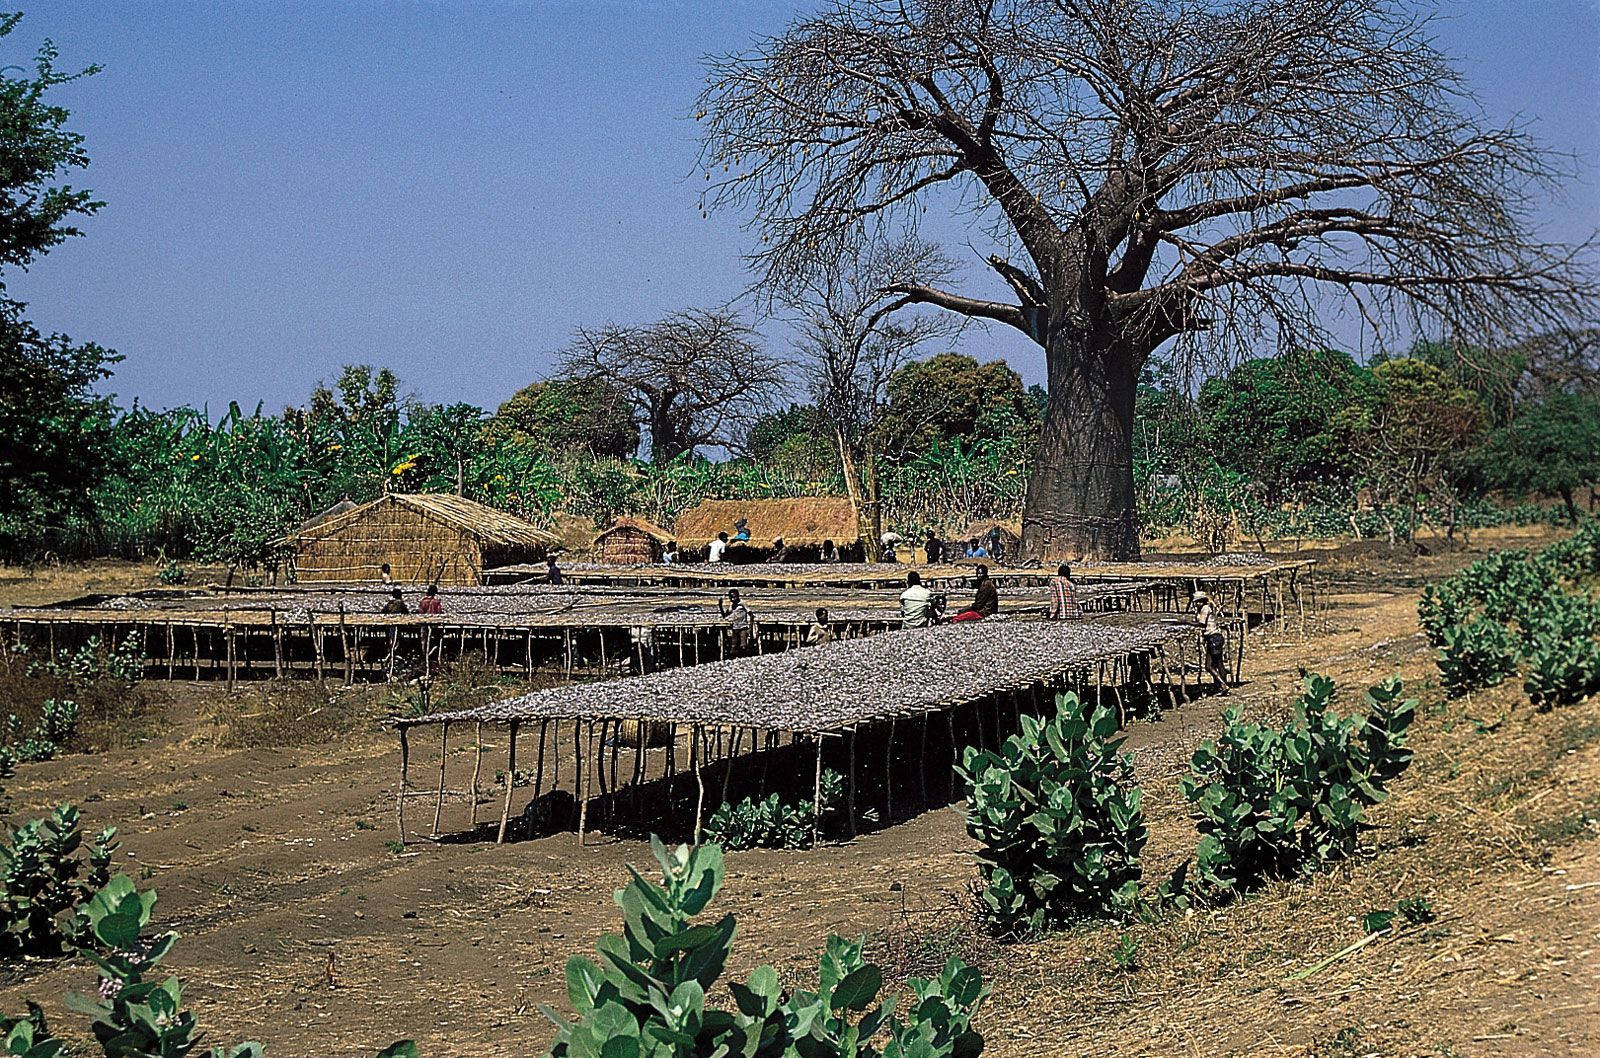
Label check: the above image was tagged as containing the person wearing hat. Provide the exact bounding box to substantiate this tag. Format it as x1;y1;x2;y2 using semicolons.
1191;590;1231;693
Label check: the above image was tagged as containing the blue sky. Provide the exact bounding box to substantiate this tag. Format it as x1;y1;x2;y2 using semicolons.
7;0;1599;415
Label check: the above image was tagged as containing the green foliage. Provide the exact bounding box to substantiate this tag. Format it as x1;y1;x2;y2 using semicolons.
0;804;117;957
0;698;79;769
491;377;639;460
1518;592;1600;709
703;770;845;851
54;873;413;1058
1461;391;1600;522
0;303;120;559
1421;526;1600;709
1171;675;1416;905
1195;348;1369;504
956;693;1146;932
880;353;1039;458
0;1003;64;1058
545;837;987;1058
29;632;144;690
1437;619;1518;697
157;560;186;585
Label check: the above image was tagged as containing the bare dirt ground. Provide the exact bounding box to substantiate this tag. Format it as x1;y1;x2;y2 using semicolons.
2;528;1597;1057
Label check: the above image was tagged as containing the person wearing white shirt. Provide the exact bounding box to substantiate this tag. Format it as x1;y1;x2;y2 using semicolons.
899;571;934;628
707;533;729;562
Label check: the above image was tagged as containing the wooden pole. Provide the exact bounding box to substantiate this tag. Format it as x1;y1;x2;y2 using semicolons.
846;726;858;839
396;727;410;843
470;722;483;828
918;711;929;812
432;721;449;836
946;711;958;802
884;717;896;821
811;737;823;848
533;719;549;801
691;724;705;846
496;722;519;845
578;721;592;846
271;609;283;679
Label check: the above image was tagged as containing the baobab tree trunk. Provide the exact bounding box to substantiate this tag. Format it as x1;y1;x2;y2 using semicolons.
1021;334;1141;562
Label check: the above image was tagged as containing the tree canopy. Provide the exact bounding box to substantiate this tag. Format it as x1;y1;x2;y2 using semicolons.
698;0;1598;559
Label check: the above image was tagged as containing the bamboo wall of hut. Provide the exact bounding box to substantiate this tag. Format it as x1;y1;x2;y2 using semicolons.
287;494;557;586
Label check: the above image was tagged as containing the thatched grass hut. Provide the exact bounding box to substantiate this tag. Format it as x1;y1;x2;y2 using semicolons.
288;493;557;585
961;519;1023;561
673;497;862;562
593;516;673;565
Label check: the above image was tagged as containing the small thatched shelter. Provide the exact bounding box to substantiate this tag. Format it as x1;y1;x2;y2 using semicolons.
288;493;557;586
673;497;862;562
593;516;673;565
961;519;1023;560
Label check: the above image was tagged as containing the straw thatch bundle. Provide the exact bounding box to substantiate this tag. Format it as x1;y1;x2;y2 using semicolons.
593;516;673;565
287;493;557;586
673;497;862;561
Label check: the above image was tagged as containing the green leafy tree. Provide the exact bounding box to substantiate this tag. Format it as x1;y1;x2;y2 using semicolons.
491;377;639;459
1463;391;1600;523
0;306;118;557
1333;359;1486;541
0;13;103;280
0;15;113;559
1197;349;1369;504
880;353;1038;458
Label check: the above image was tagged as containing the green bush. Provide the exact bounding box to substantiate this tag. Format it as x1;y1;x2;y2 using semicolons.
955;693;1147;932
1518;592;1600;709
703;769;845;850
1;804;117;958
1437;619;1518;697
1171;675;1415;905
157;560;186;585
545;837;987;1058
1;699;79;771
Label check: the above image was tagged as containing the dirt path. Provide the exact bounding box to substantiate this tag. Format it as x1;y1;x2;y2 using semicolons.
2;535;1597;1057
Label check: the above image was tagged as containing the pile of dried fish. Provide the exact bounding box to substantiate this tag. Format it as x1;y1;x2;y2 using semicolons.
402;617;1195;734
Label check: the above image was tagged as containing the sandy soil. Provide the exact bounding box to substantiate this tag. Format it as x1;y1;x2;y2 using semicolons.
1;529;1596;1057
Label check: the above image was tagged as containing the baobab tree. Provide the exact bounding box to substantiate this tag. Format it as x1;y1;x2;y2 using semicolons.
697;0;1598;560
557;309;791;461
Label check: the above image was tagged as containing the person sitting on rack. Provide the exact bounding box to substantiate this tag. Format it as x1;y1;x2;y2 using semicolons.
819;539;840;563
545;554;564;586
719;588;755;655
899;571;934;629
417;584;443;615
662;540;680;564
805;607;836;646
1046;563;1080;620
951;564;999;622
380;588;408;615
708;532;729;562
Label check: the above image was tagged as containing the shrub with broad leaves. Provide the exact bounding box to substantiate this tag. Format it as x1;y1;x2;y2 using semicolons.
1437;618;1518;697
956;692;1147;932
545;837;987;1058
703;769;845;850
1518;592;1600;709
1;804;117;958
1170;674;1415;906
